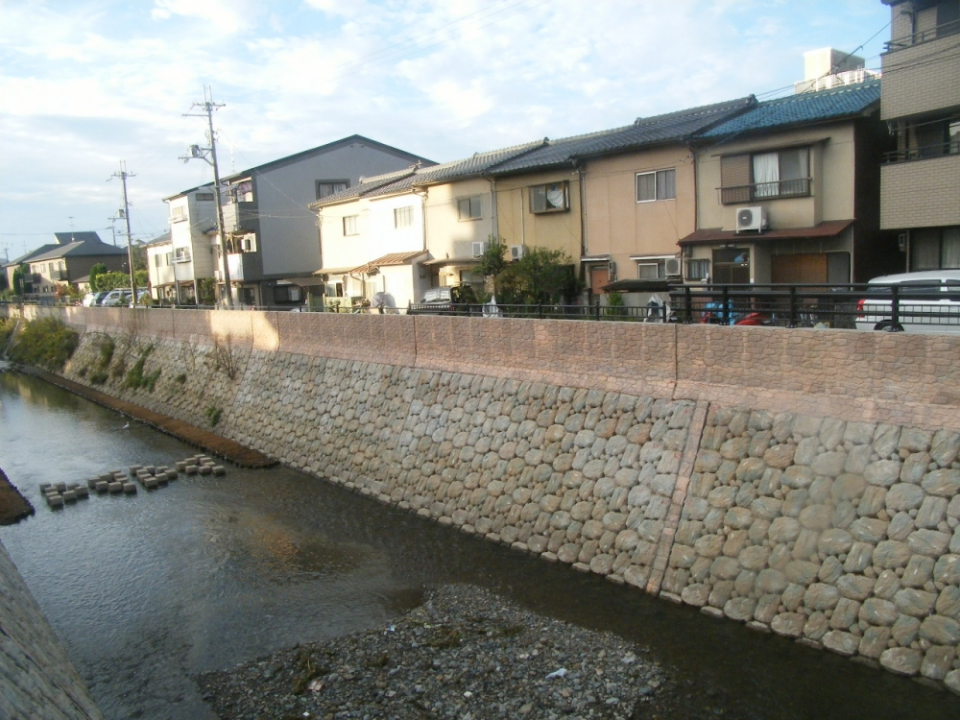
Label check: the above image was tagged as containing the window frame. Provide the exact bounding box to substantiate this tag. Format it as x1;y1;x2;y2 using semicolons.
316;180;350;200
636;169;676;203
457;196;483;221
529;181;570;214
686;258;711;281
394;205;414;229
343;215;359;236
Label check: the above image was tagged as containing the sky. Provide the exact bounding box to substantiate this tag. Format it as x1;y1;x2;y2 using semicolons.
0;0;893;261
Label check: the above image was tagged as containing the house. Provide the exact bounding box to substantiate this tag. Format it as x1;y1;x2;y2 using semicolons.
680;66;896;285
570;98;756;295
145;232;174;302
214;134;434;307
879;0;960;271
13;232;127;300
161;184;219;304
312;141;547;305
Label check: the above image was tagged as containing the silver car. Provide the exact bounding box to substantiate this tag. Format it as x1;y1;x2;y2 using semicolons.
856;270;960;334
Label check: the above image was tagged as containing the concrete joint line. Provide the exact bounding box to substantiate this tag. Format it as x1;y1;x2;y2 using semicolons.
645;398;710;596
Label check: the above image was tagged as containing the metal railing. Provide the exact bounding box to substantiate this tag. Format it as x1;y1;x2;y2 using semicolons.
9;284;960;332
719;177;811;205
884;19;960;51
883;140;960;164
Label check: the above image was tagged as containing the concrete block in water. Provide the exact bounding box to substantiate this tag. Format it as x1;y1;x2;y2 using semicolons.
95;481;109;494
165;470;178;481
54;482;67;492
62;490;76;503
185;465;198;475
212;466;226;476
47;494;64;508
99;473;113;482
39;483;51;492
75;486;89;499
87;478;99;488
144;477;158;490
175;462;186;472
108;482;123;494
129;465;142;475
122;482;136;495
198;466;212;476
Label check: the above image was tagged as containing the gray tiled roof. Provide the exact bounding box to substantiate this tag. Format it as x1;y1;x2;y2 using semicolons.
700;81;881;138
29;237;126;262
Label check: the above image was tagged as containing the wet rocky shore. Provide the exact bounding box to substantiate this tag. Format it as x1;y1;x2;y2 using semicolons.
196;584;677;720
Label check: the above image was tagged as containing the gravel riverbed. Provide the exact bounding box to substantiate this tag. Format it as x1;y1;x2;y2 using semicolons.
196;584;677;720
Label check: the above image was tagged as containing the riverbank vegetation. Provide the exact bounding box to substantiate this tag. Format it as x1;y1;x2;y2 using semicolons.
4;317;79;371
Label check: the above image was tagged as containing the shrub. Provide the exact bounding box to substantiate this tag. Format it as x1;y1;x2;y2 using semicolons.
204;405;222;427
7;317;79;371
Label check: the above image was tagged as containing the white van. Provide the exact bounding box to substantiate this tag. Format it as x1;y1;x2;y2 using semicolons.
856;270;960;334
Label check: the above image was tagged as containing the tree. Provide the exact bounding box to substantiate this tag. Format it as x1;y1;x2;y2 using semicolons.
478;235;509;281
494;247;579;305
89;263;107;291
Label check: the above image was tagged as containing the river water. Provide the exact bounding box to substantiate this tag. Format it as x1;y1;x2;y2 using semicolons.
1;370;958;720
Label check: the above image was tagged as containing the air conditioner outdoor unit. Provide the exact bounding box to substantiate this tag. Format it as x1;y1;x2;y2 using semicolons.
509;244;527;261
736;206;768;233
664;257;681;277
471;241;487;258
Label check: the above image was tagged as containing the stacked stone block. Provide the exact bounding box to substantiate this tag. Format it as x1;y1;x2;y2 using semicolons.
666;407;960;691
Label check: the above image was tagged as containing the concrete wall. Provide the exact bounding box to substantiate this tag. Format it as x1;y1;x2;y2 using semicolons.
6;304;960;692
0;538;104;720
881;32;960;121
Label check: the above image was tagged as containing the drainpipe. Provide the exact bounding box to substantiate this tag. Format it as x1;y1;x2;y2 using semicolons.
484;174;499;241
575;160;587;294
687;141;697;284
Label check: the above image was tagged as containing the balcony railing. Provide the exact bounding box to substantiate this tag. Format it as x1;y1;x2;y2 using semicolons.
884;19;960;51
172;252;192;264
53;269;69;281
883;140;960;164
719;177;811;205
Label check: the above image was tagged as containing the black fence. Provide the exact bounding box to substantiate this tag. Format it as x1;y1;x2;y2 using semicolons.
7;283;960;332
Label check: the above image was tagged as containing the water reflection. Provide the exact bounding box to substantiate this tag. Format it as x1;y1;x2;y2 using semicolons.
1;371;958;720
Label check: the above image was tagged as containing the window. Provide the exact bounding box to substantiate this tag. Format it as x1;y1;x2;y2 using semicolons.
170;205;186;221
752;148;809;198
232;181;253;203
457;197;482;220
195;193;214;202
174;247;192;263
911;227;960;270
530;182;569;213
712;248;750;284
273;284;302;303
720;148;811;203
241;234;257;253
636;169;676;202
636;261;664;279
316;181;349;200
343;215;359;236
394;205;414;228
687;259;710;281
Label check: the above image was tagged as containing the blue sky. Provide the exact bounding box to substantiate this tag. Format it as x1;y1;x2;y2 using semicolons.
0;0;892;260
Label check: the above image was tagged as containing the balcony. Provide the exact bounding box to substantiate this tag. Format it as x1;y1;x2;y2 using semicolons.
884;140;960;164
719;178;811;205
884;19;960;51
53;269;69;281
880;153;960;229
881;27;960;119
221;201;256;233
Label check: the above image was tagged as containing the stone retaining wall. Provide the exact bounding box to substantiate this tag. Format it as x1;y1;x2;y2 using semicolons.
0;538;104;720
4;305;960;692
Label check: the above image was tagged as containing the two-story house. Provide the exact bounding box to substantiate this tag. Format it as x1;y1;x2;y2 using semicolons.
571;98;756;294
161;184;219;304
680;77;897;284
145;232;174;301
216;134;433;307
879;0;960;271
19;232;127;300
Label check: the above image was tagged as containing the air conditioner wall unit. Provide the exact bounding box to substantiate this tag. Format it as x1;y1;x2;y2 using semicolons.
471;241;487;258
664;257;681;277
509;244;527;261
736;206;768;233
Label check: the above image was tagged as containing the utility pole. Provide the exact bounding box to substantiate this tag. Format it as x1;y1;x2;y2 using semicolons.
182;86;232;308
111;161;138;307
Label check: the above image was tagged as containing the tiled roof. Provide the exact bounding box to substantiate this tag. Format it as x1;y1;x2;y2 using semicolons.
701;81;881;138
411;140;546;185
351;250;427;275
4;244;59;267
29;238;127;261
54;231;102;245
310;166;420;207
679;219;855;245
491;97;757;173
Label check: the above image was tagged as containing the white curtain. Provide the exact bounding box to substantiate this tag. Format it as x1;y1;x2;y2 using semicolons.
753;152;779;197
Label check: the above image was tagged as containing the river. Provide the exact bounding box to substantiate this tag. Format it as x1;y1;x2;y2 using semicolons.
1;370;957;719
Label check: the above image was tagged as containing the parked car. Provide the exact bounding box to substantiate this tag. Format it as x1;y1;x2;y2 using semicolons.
407;285;479;315
856;270;960;334
101;289;150;307
81;291;110;307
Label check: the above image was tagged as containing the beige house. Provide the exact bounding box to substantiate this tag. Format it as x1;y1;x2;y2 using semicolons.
681;79;897;284
573;99;755;294
879;0;960;271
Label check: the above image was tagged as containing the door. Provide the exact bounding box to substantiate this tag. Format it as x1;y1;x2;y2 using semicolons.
771;254;827;284
590;265;610;292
